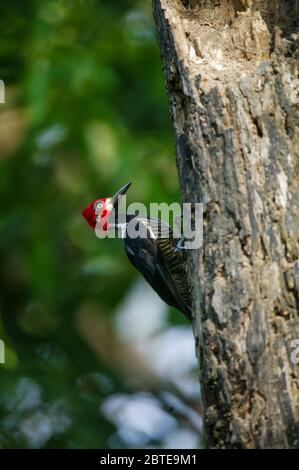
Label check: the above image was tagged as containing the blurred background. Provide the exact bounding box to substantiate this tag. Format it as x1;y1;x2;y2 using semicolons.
0;0;201;448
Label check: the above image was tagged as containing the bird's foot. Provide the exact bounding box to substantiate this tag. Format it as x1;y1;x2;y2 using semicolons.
176;236;186;251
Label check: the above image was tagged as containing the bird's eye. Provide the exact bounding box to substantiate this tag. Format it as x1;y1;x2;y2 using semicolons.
95;201;102;210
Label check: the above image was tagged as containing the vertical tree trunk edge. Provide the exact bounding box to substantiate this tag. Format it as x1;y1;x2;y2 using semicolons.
153;0;299;449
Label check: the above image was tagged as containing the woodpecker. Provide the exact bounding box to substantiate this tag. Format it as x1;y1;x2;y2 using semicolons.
82;182;191;320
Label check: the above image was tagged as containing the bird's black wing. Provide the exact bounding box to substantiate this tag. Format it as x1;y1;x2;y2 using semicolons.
155;241;191;319
123;218;191;319
144;217;191;319
124;236;184;313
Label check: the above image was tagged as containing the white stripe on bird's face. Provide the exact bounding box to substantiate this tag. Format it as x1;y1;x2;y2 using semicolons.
105;198;113;212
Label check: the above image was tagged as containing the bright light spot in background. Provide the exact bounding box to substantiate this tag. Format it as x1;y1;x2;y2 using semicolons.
0;80;5;103
163;428;200;450
1;378;71;448
114;280;199;398
0;339;5;363
101;391;201;449
135;327;198;398
101;280;201;448
124;8;154;42
114;279;168;341
102;393;176;446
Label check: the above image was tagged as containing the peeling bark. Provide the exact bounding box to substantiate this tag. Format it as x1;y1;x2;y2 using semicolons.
153;0;299;448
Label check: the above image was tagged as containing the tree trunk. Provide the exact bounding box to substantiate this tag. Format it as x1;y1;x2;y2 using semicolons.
153;0;299;448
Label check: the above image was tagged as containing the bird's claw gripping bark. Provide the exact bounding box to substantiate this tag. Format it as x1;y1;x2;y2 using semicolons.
176;236;186;251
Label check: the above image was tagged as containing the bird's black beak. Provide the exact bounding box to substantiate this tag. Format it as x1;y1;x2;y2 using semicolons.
111;182;131;207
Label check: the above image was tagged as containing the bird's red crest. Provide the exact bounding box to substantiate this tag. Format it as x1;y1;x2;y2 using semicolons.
82;182;131;232
82;198;108;230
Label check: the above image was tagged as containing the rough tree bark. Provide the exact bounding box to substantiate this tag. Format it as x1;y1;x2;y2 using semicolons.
153;0;299;448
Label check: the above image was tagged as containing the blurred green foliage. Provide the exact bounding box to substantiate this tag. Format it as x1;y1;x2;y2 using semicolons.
0;0;194;449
